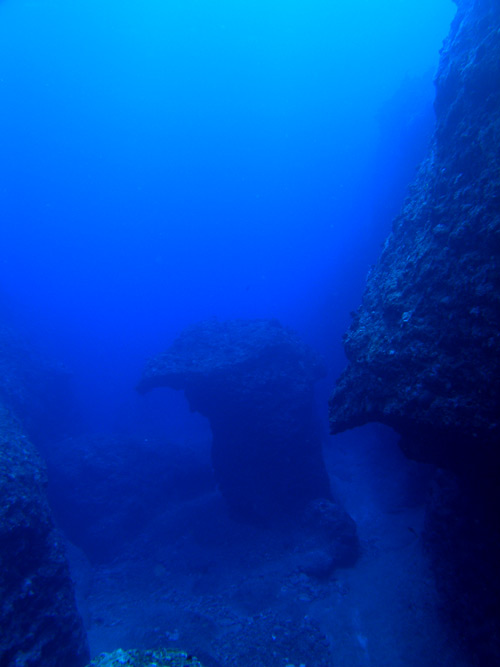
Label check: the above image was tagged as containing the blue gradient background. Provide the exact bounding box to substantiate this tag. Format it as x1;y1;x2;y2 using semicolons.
0;0;455;431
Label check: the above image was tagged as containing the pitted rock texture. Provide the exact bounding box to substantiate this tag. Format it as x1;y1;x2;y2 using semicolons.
87;648;205;667
0;403;89;666
330;0;500;477
138;319;332;521
330;1;500;661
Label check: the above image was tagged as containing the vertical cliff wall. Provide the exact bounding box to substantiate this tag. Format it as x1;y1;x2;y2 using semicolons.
330;0;500;479
329;1;500;662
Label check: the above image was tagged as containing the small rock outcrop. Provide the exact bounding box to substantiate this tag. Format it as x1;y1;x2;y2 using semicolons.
296;498;358;576
138;319;331;521
329;0;500;479
0;402;89;666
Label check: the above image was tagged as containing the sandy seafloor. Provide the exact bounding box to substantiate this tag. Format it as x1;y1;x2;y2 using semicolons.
68;427;468;667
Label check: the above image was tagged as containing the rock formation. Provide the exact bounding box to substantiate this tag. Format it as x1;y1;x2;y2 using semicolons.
44;433;214;562
330;0;500;480
138;319;332;522
0;402;89;666
423;469;500;665
87;649;205;667
330;0;500;661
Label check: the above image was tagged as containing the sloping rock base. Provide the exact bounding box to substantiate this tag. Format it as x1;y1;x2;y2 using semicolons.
0;403;89;666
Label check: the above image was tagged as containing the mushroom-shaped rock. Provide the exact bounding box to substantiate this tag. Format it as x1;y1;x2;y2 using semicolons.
138;319;331;521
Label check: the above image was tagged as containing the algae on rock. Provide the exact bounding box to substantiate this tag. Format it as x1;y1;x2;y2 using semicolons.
87;648;205;667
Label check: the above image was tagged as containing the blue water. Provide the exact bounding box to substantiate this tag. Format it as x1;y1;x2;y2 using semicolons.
2;3;470;665
0;0;455;434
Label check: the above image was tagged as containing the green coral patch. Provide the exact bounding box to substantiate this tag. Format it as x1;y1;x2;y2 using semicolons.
87;648;205;667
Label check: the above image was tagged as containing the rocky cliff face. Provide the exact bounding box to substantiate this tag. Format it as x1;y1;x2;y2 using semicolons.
0;402;89;666
330;0;500;480
329;1;500;662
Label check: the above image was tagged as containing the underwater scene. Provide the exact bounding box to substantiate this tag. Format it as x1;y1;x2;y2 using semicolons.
1;0;499;665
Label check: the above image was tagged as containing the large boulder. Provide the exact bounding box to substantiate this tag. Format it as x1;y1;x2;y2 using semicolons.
329;0;500;479
138;319;332;521
0;402;89;666
43;433;214;562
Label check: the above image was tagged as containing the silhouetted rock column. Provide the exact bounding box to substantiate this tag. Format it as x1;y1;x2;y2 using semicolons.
138;319;331;521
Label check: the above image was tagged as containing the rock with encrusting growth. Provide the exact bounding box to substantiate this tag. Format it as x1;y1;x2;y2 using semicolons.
329;0;500;480
138;318;331;522
0;402;89;667
87;648;205;667
329;0;500;662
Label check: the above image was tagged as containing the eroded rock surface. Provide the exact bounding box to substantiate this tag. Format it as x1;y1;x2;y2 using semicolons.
138;319;332;521
330;0;500;478
87;648;205;667
330;1;500;661
0;402;89;666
